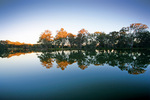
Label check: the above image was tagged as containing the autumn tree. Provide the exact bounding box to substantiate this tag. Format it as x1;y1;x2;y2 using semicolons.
38;30;53;49
55;28;68;49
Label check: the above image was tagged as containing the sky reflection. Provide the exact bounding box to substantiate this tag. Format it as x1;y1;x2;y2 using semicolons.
0;50;150;99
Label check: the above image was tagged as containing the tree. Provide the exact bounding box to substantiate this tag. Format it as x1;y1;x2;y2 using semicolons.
67;33;76;48
86;31;102;50
55;28;68;49
96;32;108;48
116;30;130;48
120;23;148;48
75;29;89;49
38;52;54;69
130;23;148;33
129;23;148;48
109;31;119;48
38;30;53;49
136;31;150;48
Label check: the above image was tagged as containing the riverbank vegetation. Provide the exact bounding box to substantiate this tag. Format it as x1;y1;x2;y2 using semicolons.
0;23;150;51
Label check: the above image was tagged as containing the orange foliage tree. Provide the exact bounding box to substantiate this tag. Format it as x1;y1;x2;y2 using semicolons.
55;28;68;49
38;30;53;48
130;23;148;32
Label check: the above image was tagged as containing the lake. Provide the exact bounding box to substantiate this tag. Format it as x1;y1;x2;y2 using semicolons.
0;50;150;100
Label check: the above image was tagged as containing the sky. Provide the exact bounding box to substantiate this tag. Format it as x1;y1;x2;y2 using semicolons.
0;0;150;44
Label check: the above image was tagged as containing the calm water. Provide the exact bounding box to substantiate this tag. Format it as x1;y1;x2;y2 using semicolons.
0;50;150;100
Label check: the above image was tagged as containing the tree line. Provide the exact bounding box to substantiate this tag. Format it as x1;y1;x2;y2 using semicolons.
38;23;150;50
0;23;150;51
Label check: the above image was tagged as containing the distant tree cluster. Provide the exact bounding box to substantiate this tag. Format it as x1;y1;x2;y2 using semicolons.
0;40;41;51
38;23;150;50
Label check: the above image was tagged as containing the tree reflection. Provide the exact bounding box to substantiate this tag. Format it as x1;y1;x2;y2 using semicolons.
56;60;69;70
36;50;150;75
0;50;33;58
38;52;54;69
0;49;149;75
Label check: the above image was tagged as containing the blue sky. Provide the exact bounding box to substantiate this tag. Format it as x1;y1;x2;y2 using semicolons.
0;0;150;44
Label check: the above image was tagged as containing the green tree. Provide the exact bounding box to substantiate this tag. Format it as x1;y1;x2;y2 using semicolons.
136;31;150;48
96;32;108;48
109;31;119;48
116;29;130;48
75;29;88;49
121;23;148;48
85;32;102;50
67;33;76;48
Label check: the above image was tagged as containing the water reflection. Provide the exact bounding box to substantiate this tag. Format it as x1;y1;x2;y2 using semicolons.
0;50;34;58
37;50;150;75
38;52;54;69
0;50;150;75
